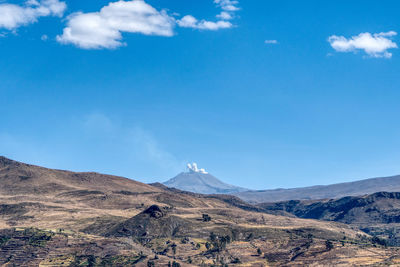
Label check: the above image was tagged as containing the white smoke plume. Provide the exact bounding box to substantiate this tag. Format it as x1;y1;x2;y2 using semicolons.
187;162;208;174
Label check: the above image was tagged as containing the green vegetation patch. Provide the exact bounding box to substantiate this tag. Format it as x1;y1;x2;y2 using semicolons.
0;236;10;247
24;228;54;247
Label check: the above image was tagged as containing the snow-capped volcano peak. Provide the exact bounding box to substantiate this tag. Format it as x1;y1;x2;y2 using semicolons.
187;162;208;174
163;163;248;194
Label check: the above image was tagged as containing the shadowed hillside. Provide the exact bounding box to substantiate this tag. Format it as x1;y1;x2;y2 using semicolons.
258;192;400;246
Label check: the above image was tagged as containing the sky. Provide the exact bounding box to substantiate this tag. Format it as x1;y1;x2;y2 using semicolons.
0;0;400;190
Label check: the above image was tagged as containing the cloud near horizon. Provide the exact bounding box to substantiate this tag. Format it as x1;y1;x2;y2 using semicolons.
328;31;398;58
57;0;240;49
0;0;66;31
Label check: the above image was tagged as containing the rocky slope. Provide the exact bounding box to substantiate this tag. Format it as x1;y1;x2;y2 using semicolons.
258;191;400;245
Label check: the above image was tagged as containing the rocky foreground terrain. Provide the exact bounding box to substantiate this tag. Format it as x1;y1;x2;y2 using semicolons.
0;156;400;266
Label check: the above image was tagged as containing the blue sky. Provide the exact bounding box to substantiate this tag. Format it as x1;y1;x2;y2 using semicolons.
0;0;400;189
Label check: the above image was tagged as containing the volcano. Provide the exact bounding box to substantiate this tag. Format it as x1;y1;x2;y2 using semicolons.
163;163;248;194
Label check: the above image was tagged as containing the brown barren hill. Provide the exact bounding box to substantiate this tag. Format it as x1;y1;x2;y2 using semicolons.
0;156;399;266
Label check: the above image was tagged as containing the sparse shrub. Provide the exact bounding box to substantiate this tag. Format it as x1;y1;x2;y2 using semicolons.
325;240;334;251
246;233;254;241
147;260;155;267
207;233;232;252
231;229;239;241
210;232;216;242
172;261;181;267
231;257;241;264
0;236;10;247
371;236;388;247
171;243;177;255
257;248;262;256
187;256;192;263
196;243;201;249
87;255;96;267
202;214;211;222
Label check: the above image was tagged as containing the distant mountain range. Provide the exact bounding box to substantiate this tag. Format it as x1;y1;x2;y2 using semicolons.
161;163;400;203
234;175;400;203
163;163;248;194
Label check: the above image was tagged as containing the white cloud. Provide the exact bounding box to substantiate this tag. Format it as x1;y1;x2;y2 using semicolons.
57;0;175;49
328;31;398;58
265;39;278;44
0;0;66;31
216;11;232;20
214;0;240;11
57;0;239;49
178;0;239;31
177;15;232;30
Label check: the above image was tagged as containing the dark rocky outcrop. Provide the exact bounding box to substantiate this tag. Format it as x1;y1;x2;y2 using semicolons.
105;205;191;240
142;205;164;218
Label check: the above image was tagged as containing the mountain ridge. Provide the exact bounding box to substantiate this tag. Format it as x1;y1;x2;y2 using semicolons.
234;174;400;203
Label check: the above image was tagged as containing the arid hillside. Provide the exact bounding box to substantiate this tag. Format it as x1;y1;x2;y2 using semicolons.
0;156;399;266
